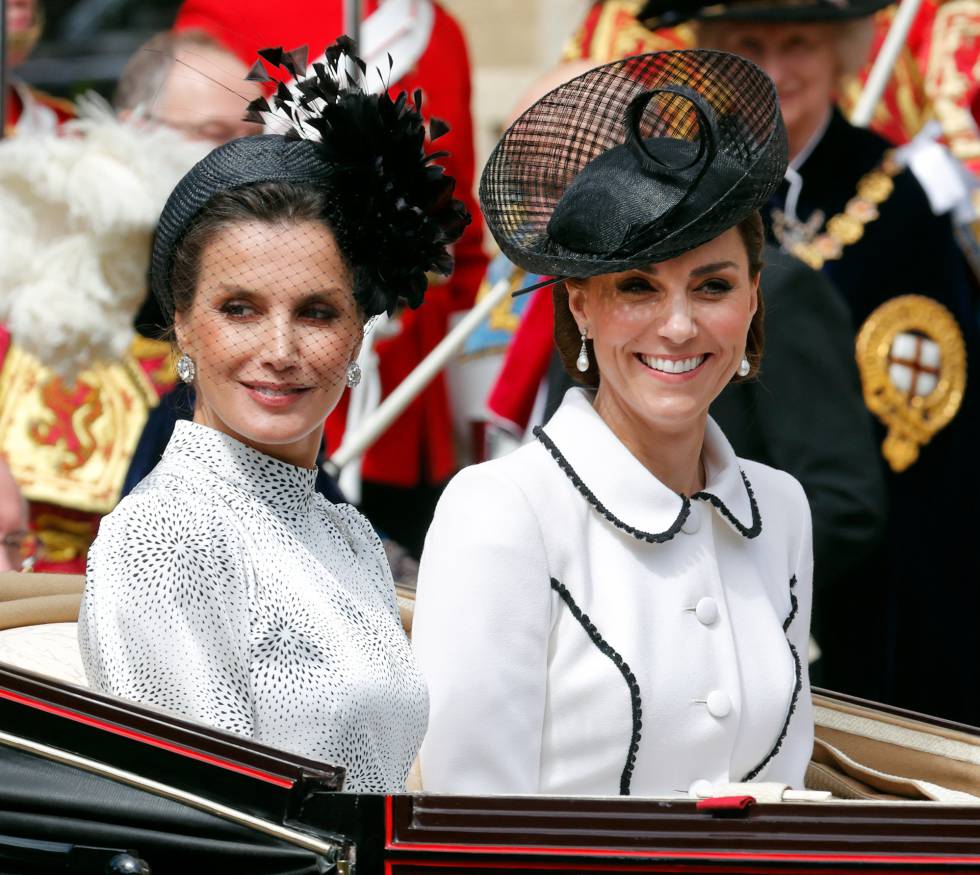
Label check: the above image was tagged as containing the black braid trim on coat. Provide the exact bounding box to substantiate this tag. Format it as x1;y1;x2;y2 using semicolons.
742;575;802;781
692;470;762;539
550;578;642;796
782;575;799;633
533;427;690;543
534;427;761;542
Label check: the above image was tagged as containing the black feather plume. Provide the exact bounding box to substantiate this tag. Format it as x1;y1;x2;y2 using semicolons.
250;37;471;317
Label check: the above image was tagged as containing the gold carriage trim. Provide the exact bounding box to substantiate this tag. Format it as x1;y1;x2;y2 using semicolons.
856;295;967;473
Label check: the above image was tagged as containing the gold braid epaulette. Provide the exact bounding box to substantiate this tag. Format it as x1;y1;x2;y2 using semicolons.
777;151;901;271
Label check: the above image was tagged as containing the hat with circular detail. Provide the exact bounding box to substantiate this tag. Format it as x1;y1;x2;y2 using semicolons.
637;0;892;31
479;49;787;284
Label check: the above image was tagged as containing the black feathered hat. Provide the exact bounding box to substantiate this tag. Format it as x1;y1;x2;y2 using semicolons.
150;37;470;321
638;0;891;30
479;49;787;285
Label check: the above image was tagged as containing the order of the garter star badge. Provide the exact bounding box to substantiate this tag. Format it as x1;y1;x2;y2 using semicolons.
856;295;966;473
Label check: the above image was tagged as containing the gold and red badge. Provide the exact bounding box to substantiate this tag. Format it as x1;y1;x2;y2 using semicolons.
856;295;967;472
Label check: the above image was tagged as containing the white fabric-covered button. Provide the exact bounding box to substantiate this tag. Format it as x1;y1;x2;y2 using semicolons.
681;504;701;534
695;596;719;626
688;779;712;798
706;690;732;718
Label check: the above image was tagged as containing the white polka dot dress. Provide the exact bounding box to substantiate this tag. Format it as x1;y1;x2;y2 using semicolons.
79;420;427;792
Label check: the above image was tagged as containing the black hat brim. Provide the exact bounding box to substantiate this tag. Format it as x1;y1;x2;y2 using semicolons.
638;0;893;30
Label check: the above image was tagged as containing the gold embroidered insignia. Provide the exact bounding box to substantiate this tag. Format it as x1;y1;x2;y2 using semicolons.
0;338;174;514
856;295;966;472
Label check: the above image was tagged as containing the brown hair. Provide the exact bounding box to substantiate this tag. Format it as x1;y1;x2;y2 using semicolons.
553;211;766;387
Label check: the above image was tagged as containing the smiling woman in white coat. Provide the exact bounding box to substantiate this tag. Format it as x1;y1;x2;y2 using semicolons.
412;49;815;798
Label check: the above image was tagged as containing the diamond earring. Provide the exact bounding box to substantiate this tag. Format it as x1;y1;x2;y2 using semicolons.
576;327;590;373
737;357;751;378
176;352;196;383
346;361;362;388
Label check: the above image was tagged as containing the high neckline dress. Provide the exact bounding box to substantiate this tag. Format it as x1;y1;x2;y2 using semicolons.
80;419;427;793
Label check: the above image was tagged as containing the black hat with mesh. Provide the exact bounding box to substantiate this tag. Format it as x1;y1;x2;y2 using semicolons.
150;135;336;321
638;0;892;30
479;49;787;282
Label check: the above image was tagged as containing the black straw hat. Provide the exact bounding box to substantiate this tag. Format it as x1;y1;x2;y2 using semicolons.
479;50;787;283
638;0;892;30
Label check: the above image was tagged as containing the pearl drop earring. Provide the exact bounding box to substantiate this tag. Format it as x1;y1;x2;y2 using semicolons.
576;327;590;373
737;357;751;377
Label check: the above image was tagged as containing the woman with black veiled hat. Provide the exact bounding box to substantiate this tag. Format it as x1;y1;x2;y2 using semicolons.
413;51;814;797
78;40;469;792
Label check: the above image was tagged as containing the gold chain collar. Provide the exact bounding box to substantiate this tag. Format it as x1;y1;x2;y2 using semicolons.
773;151;901;270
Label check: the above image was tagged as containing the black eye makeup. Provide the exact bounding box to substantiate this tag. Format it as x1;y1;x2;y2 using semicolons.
615;274;657;294
298;303;339;322
696;277;735;295
219;299;258;319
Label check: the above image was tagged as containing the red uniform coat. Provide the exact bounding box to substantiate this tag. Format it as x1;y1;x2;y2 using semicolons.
174;0;488;486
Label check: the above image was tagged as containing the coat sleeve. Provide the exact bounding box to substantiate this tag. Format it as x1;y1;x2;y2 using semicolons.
412;463;553;794
79;490;254;737
751;251;887;590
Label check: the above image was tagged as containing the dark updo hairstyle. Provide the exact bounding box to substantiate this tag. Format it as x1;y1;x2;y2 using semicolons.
553;211;766;387
168;179;364;322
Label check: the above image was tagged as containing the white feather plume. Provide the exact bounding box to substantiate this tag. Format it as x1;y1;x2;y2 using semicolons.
0;93;209;376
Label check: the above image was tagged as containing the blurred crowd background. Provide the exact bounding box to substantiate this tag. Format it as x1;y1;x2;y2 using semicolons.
3;0;980;727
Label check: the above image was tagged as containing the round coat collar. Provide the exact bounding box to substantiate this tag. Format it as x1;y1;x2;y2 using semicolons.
535;388;761;542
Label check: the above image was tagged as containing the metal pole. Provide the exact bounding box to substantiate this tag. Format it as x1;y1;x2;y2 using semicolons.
344;0;362;54
1;0;8;140
328;278;514;472
850;0;925;129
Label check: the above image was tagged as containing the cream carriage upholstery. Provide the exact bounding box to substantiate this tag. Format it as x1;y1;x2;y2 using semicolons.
0;571;976;801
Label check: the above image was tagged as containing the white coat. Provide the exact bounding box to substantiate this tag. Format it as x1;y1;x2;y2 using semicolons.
413;388;813;797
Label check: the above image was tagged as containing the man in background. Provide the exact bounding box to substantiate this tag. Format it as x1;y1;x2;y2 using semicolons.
114;29;261;145
0;459;30;573
3;0;73;134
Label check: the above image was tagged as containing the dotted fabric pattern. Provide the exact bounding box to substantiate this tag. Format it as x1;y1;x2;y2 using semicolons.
79;419;427;793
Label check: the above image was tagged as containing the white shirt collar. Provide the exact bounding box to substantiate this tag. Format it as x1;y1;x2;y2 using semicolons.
536;388;760;542
789;107;832;172
162;419;318;512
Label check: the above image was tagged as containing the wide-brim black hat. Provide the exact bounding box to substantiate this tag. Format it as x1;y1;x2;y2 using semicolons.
479;50;787;281
638;0;892;30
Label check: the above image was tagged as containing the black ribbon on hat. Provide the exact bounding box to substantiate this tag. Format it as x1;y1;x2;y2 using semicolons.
513;86;720;297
